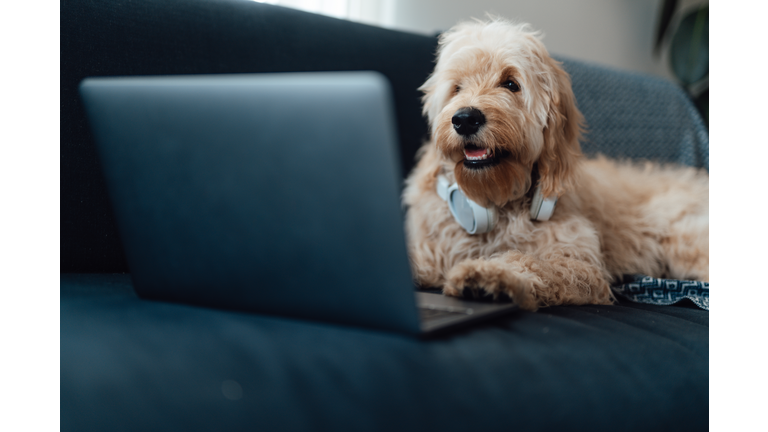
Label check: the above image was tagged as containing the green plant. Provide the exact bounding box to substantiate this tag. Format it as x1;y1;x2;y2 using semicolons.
654;0;709;125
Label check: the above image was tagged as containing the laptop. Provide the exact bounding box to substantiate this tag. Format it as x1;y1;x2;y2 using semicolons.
79;72;518;337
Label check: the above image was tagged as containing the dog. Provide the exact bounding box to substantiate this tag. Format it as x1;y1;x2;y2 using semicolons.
402;18;709;311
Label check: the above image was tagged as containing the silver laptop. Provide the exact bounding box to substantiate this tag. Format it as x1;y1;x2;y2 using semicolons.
79;72;518;336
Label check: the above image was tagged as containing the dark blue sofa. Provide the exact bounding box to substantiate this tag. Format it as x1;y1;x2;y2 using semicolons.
61;1;709;431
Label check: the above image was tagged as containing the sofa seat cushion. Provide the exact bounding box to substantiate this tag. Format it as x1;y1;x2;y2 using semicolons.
61;274;708;432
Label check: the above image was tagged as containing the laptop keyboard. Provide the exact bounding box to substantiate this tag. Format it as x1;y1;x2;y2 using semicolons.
419;307;471;323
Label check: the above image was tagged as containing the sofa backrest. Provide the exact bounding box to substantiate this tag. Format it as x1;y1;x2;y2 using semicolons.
561;58;709;170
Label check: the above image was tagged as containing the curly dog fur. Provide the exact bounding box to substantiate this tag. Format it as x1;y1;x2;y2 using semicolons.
402;18;709;311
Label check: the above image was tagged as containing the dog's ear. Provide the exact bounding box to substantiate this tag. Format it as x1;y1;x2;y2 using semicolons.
418;74;437;126
537;57;584;198
418;72;450;128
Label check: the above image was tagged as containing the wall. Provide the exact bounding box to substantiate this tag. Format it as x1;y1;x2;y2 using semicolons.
254;0;707;83
386;0;671;79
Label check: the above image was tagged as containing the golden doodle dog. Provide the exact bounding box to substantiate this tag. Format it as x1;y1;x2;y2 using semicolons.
402;18;709;311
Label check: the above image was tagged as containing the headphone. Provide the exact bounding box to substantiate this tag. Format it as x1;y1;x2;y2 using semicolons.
436;168;557;234
437;176;498;234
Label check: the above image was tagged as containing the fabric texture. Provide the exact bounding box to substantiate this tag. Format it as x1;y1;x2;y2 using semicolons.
61;274;709;432
560;57;709;171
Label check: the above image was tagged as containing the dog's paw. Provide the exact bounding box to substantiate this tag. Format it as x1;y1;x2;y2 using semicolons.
460;286;513;303
444;259;539;311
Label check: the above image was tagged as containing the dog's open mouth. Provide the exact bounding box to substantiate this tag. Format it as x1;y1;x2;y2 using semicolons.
463;144;503;169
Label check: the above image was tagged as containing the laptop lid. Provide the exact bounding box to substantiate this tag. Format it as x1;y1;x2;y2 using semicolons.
79;72;422;334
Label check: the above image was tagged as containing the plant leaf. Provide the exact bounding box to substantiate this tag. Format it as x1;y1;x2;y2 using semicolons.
670;6;709;86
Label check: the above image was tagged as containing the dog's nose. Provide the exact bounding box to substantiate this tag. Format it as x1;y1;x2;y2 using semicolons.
452;107;486;136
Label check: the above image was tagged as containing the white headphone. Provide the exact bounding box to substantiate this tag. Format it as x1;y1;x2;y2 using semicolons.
436;173;557;235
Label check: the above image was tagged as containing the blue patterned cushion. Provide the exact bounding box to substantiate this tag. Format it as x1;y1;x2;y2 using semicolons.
612;275;709;310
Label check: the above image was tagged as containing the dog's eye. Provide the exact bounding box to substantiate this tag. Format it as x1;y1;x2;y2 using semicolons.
454;85;461;94
502;80;521;92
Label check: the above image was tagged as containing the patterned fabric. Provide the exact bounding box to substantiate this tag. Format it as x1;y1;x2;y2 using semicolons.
557;57;709;171
612;274;709;310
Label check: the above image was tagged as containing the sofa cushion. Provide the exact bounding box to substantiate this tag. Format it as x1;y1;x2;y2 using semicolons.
61;274;708;432
561;58;709;170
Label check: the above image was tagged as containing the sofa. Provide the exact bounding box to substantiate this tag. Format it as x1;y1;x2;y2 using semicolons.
61;1;709;431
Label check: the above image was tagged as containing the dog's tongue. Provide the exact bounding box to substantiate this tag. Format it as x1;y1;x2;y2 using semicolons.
464;147;487;158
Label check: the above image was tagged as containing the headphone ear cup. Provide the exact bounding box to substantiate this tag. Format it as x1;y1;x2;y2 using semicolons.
447;185;497;234
438;175;498;235
484;205;499;232
447;185;476;233
467;198;496;234
529;184;557;221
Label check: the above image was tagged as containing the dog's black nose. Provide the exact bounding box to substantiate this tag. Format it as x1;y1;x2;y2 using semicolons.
452;107;486;136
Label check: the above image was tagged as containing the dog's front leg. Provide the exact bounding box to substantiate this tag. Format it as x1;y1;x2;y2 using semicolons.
444;250;614;311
